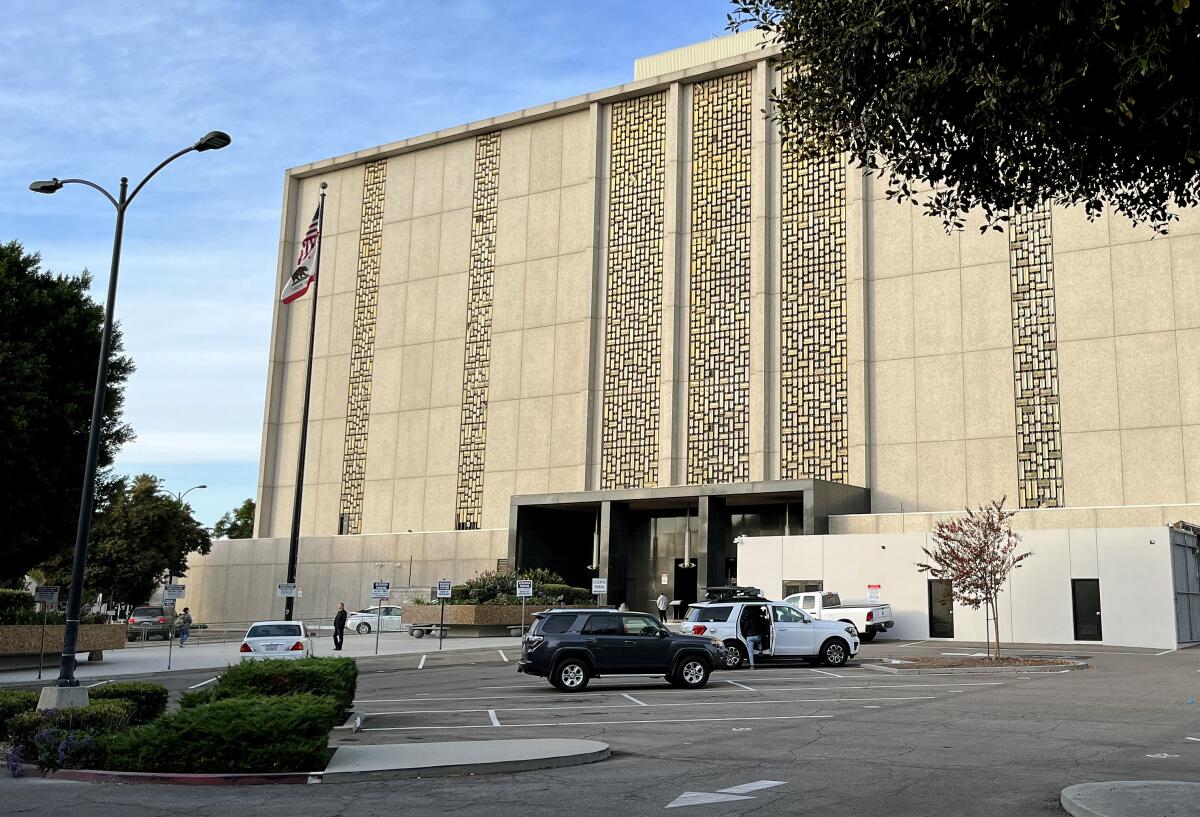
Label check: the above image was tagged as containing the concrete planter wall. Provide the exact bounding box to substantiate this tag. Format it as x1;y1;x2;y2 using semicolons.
0;623;127;656
401;604;594;627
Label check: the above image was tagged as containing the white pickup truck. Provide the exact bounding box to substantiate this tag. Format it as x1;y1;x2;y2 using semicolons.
782;591;895;642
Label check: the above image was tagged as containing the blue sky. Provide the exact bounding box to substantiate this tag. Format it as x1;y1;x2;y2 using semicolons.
3;0;734;528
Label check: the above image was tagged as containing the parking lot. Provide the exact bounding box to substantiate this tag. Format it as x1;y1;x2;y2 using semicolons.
2;640;1198;816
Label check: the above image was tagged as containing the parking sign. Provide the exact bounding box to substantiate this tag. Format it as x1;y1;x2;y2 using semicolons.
436;580;452;599
371;581;391;600
277;583;298;598
163;584;185;600
591;577;608;595
34;586;59;605
516;580;533;598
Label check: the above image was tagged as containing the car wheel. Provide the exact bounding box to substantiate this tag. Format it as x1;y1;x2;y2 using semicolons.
722;641;747;670
859;630;877;643
675;657;711;689
820;638;849;667
411;627;424;638
356;622;371;634
551;658;590;692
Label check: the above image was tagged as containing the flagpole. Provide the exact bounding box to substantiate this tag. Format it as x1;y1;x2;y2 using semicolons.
284;181;327;620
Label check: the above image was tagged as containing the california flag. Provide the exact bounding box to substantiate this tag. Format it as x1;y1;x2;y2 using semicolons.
280;204;322;304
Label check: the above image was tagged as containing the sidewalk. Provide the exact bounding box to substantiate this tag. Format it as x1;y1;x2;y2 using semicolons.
0;632;522;685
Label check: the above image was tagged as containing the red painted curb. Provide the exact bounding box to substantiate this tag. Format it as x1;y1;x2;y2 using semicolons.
21;764;317;785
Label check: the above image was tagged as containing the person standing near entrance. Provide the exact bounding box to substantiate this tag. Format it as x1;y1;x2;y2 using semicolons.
656;592;670;623
333;602;347;651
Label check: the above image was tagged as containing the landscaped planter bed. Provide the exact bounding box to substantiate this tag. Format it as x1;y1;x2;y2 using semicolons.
0;624;126;656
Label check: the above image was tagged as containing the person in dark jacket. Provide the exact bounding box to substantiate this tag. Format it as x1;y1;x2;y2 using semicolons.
333;603;347;651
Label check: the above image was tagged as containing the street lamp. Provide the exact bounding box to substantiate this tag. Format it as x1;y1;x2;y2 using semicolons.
162;484;208;504
29;132;230;706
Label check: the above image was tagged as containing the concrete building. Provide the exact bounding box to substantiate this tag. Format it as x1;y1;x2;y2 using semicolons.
186;33;1200;648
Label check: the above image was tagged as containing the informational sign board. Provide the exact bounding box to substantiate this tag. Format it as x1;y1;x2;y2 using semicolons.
516;580;533;598
867;584;882;602
660;574;669;586
34;586;59;605
163;584;186;600
591;577;608;595
371;581;391;600
436;580;453;599
162;598;176;609
277;582;298;598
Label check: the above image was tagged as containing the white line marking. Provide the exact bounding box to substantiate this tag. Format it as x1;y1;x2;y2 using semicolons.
1185;737;1200;742
187;677;218;690
863;705;880;708
498;650;509;662
725;680;755;691
488;709;501;727
363;714;834;731
896;641;927;647
808;668;841;677
1155;649;1175;656
622;693;648;706
717;780;786;795
86;680;111;688
418;654;426;670
359;695;936;717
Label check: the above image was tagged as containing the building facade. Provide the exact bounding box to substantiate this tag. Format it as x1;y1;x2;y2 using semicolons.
186;34;1200;645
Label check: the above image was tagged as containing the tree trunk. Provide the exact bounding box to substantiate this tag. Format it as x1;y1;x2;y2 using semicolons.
992;595;1002;657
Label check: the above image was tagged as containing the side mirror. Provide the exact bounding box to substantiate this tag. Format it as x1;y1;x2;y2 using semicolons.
658;629;669;638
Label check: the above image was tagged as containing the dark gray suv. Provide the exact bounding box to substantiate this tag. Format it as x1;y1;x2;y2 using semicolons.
517;608;725;692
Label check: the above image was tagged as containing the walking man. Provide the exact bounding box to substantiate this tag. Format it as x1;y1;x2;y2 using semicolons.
178;607;192;646
656;592;670;624
333;602;347;651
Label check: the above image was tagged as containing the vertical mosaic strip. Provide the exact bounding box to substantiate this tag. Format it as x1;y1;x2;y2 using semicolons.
601;92;667;490
1009;202;1064;509
454;132;501;530
779;146;848;483
338;159;388;535
687;71;753;485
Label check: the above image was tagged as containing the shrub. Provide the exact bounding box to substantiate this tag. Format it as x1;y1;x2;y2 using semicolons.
104;694;339;774
178;689;213;709
0;690;38;739
209;657;358;716
88;683;168;725
0;591;35;623
6;700;134;749
0;609;107;625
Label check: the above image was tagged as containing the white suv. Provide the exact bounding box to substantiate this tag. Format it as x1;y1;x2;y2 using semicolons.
680;596;859;669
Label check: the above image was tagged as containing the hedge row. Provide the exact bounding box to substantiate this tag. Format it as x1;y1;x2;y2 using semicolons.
89;683;168;725
194;657;357;717
0;690;38;740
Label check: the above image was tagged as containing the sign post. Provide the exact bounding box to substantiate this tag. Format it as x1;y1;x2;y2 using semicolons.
436;580;452;651
591;577;608;607
516;579;533;637
34;586;59;681
371;581;390;655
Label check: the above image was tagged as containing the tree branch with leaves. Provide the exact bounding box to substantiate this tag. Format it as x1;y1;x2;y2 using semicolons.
916;498;1031;656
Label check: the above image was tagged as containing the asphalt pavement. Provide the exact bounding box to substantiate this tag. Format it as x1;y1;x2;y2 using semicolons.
1;639;1197;816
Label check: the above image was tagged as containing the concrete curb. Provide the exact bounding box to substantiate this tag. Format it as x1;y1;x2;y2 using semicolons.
321;739;610;782
21;765;314;785
1061;781;1200;816
863;661;1088;675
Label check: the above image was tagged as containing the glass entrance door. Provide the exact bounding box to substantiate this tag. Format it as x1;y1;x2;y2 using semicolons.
927;579;954;638
1072;579;1103;641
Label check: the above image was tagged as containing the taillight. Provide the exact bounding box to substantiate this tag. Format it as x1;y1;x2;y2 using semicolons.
239;643;252;653
127;618;135;624
289;641;305;651
525;635;544;650
866;611;874;622
691;625;707;635
157;617;168;624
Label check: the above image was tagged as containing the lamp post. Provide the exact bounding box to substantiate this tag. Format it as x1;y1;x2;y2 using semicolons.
29;132;231;705
159;483;206;588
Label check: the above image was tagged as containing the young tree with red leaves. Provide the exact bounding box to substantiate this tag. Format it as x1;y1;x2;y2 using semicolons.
917;498;1031;656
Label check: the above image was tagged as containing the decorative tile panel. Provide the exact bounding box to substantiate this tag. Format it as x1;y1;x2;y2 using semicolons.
687;71;753;485
779;147;848;482
338;159;388;534
455;132;502;530
1008;202;1064;509
601;92;667;490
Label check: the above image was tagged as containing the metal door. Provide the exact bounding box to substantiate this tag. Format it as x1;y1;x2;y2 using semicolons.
1171;528;1200;643
927;580;954;638
1072;579;1102;641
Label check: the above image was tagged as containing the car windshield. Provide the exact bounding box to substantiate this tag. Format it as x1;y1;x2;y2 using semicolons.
247;624;302;638
685;605;732;623
132;607;163;617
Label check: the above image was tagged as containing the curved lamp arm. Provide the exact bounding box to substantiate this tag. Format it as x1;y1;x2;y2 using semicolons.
56;178;120;210
126;145;196;207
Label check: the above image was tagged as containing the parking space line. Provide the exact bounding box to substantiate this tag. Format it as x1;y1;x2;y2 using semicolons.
188;677;218;690
86;680;111;688
896;641;927;647
488;709;501;726
808;668;842;678
359;695;936;718
498;650;509;663
622;693;648;706
418;655;426;670
725;680;755;691
362;714;835;732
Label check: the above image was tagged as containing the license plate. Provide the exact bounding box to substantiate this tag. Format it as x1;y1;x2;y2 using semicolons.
264;644;280;652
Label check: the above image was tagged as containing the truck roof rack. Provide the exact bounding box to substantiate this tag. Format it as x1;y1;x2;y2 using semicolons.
703;586;766;602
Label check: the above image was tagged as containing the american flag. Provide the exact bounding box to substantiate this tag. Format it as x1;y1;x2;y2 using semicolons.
280;203;323;304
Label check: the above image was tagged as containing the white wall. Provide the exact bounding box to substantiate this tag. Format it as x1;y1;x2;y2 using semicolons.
738;526;1177;650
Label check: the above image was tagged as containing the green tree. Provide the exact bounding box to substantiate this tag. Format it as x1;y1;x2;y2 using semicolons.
0;241;134;585
730;1;1200;232
213;498;255;539
41;475;212;607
